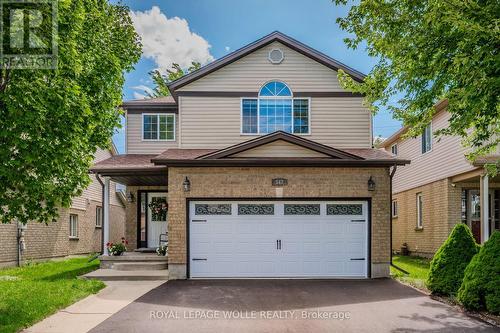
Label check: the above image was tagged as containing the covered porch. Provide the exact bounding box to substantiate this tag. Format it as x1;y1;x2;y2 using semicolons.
452;164;500;244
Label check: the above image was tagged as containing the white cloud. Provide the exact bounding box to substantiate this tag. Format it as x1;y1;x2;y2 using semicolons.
132;85;154;97
225;46;231;52
133;91;147;100
130;6;214;71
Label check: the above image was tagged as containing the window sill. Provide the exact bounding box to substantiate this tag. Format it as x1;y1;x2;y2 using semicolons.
95;226;102;229
69;237;79;240
414;227;424;232
392;216;398;219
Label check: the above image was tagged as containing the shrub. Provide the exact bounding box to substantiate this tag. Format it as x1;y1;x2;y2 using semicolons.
457;231;500;314
426;223;479;295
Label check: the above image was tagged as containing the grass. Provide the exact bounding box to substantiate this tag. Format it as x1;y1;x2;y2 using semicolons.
391;255;431;291
0;257;105;333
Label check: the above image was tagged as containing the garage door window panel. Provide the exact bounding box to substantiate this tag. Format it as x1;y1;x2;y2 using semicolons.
327;204;363;215
284;204;320;215
195;204;232;215
238;204;274;215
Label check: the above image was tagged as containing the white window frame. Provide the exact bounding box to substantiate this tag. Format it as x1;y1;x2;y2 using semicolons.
421;123;432;154
142;113;176;142
69;214;79;239
391;200;398;218
96;206;103;228
391;144;398;156
240;97;311;136
416;193;423;229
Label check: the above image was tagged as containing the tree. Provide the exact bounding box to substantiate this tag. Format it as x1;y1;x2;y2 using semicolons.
147;62;201;98
0;0;141;224
426;224;479;295
333;0;500;169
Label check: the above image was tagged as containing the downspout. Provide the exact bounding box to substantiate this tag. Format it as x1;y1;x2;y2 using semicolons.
390;164;409;274
95;173;105;254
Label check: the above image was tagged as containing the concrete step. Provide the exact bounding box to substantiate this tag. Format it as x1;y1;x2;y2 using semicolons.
99;254;167;262
112;262;168;271
82;269;169;281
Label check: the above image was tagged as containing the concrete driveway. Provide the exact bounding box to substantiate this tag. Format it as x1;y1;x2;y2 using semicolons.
90;279;498;333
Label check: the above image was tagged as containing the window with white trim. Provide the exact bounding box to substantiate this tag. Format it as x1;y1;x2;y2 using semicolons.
241;81;309;134
421;124;432;153
69;214;79;238
391;144;398;156
143;114;175;140
392;200;398;218
416;193;423;228
96;206;102;228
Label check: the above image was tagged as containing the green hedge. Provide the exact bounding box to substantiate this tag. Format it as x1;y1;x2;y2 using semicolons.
457;231;500;314
426;223;479;295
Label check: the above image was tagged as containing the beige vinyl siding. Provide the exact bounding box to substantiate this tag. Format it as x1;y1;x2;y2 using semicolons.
231;140;329;158
178;41;343;92
126;112;179;154
71;149;123;210
388;111;477;194
179;96;371;149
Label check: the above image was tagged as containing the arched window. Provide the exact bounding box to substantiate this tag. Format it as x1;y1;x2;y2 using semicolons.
241;81;309;135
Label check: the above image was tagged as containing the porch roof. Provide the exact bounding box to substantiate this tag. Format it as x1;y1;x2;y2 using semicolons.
90;154;167;186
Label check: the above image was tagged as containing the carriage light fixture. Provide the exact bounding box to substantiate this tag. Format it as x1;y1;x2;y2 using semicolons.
368;176;376;191
183;177;191;192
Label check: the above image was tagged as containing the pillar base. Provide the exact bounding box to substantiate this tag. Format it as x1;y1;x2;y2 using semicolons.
168;264;187;280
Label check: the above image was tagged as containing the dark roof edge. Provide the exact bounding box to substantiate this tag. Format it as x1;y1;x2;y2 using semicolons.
167;31;366;92
152;158;410;167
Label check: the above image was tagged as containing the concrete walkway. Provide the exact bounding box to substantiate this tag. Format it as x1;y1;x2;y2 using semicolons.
23;280;165;333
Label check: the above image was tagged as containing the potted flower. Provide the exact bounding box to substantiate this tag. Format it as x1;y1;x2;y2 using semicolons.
107;237;128;256
156;244;167;256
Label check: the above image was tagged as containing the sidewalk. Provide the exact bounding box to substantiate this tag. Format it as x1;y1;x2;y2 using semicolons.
23;280;164;333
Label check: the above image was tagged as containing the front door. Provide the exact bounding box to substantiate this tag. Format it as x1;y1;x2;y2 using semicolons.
147;192;168;248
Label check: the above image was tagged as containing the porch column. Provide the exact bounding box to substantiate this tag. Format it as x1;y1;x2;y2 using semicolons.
103;176;110;255
480;172;489;243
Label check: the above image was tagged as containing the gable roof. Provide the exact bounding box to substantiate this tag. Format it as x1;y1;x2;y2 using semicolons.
167;31;366;93
195;131;363;160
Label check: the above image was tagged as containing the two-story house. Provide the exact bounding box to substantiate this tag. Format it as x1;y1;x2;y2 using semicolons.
92;32;408;279
0;147;126;268
381;99;500;257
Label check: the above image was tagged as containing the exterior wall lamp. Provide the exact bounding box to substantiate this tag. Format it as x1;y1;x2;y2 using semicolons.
183;177;191;192
368;176;376;191
126;192;135;203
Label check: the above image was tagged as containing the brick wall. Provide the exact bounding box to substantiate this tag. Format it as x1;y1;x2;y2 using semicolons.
392;178;500;257
167;167;391;269
0;201;125;267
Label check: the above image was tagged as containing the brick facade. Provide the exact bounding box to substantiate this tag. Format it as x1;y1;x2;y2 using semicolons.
0;201;125;268
165;166;391;278
392;178;500;257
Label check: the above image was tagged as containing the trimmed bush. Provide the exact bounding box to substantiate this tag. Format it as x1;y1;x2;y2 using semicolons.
457;231;500;314
426;223;479;295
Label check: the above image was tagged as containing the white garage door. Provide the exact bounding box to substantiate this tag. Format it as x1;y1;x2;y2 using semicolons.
189;200;368;278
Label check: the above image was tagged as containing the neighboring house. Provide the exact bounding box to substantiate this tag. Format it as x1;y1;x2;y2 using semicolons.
381;100;500;257
91;31;408;280
0;147;126;268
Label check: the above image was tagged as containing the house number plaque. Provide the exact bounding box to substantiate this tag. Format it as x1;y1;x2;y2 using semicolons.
272;178;288;186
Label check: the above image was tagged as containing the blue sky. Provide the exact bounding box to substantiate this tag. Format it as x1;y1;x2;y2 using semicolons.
112;0;402;153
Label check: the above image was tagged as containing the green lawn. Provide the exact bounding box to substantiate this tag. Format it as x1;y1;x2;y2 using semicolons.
391;255;431;291
0;257;105;333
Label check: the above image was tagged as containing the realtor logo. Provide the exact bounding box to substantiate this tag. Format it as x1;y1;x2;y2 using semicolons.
0;0;57;69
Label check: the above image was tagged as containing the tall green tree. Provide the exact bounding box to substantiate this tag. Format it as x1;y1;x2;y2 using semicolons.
147;62;201;98
334;0;500;166
0;0;141;224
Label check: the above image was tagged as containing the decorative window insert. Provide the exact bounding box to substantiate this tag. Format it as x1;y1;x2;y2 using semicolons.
96;206;103;228
391;200;398;218
195;204;232;215
238;204;275;215
416;193;423;228
143;114;175;141
241;81;309;135
69;214;79;238
391;144;398;156
327;204;363;215
284;204;320;215
421;124;432;153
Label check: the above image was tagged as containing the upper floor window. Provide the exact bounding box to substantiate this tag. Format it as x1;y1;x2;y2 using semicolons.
241;81;309;135
421;124;432;154
391;144;398;156
143;114;175;141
